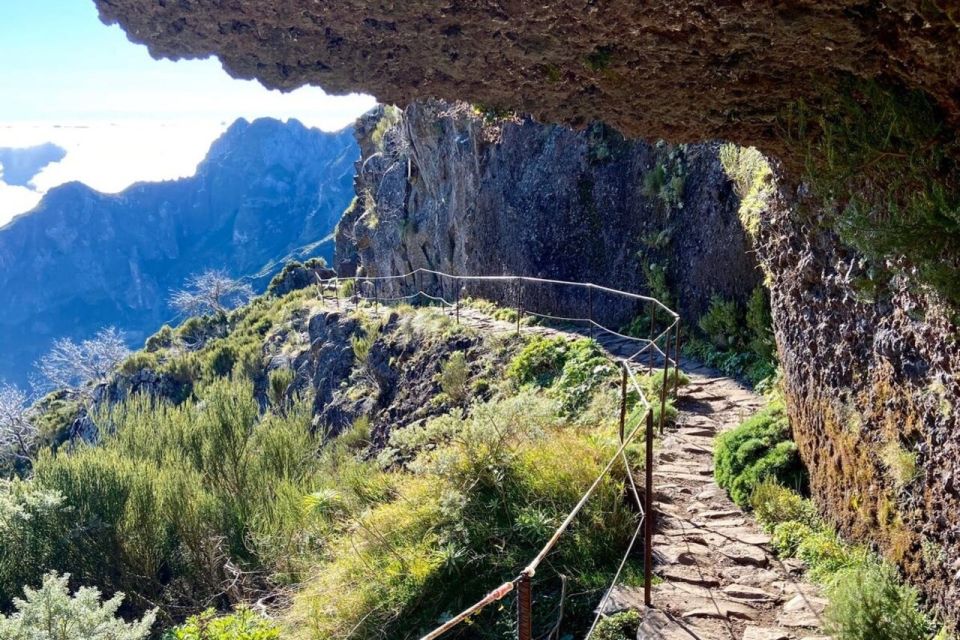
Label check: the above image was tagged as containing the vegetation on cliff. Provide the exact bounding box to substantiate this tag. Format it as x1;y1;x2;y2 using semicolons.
1;281;668;638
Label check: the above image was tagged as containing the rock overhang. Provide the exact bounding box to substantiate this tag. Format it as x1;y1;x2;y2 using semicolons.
93;0;960;166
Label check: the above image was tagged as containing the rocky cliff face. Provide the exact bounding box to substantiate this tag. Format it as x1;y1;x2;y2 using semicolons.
336;103;760;328
754;181;960;622
0;118;357;386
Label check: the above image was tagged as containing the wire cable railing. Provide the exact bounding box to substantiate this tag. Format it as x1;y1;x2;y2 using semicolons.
313;268;682;639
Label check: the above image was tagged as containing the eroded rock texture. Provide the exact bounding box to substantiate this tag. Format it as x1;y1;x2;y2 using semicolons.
335;102;761;327
754;179;960;624
94;0;960;164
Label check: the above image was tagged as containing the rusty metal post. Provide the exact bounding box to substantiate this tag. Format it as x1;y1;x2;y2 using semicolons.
648;302;656;373
455;285;460;325
673;320;682;399
588;285;594;339
517;573;533;640
619;364;628;443
644;409;654;607
659;331;671;435
515;278;522;335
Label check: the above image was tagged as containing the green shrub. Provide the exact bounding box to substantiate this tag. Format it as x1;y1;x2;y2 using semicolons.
145;325;176;352
268;368;294;409
715;403;807;507
508;336;615;414
119;351;160;376
699;295;740;349
749;478;818;532
797;529;861;580
167;607;280;640
824;560;932;640
203;341;238;378
507;335;571;387
0;572;155;640
771;520;815;557
438;351;470;404
593;610;642;640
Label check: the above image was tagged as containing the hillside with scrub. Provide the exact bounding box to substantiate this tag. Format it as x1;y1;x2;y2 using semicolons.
1;276;671;638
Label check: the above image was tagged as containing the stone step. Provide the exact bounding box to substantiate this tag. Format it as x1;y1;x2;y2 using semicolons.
742;628;792;640
719;542;770;567
658;564;722;587
721;583;781;603
683;599;759;621
653;471;715;483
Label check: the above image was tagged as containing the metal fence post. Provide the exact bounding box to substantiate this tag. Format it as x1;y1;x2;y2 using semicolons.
373;279;379;317
648;302;656;373
335;277;340;309
455;285;460;325
515;278;522;335
644;409;654;608
517;573;533;640
659;331;670;435
588;285;594;339
619;364;628;443
673;320;682;399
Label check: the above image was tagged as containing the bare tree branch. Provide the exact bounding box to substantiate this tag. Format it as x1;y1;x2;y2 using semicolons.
0;383;37;462
170;269;254;317
34;327;130;397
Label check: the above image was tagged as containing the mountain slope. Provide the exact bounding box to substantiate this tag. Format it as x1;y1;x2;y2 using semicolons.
0;117;358;386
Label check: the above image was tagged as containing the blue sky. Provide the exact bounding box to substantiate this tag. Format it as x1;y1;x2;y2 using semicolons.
0;0;376;221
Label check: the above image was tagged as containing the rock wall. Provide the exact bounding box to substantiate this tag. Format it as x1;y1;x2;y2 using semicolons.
755;180;960;623
336;102;761;328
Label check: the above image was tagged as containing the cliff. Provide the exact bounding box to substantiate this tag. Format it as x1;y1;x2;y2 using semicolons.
335;102;761;328
0;118;358;386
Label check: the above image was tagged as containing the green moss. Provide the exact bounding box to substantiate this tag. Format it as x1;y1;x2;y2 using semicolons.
784;77;960;306
715;402;808;507
719;143;776;238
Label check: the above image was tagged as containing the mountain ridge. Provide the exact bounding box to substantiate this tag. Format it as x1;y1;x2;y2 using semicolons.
0;116;359;387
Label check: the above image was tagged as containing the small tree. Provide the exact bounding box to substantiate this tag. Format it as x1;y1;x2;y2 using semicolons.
0;572;156;640
35;328;130;396
171;269;254;317
0;384;36;463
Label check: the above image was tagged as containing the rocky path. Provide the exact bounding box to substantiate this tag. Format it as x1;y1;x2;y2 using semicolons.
455;307;831;639
327;299;830;639
603;367;830;640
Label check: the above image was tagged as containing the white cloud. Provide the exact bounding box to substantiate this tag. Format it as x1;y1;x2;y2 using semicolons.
0;182;42;226
0;90;376;225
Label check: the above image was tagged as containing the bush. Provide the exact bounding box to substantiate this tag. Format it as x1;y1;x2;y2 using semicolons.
203;341;238;378
771;520;815;557
145;325;177;352
438;352;469;404
749;478;818;532
508;336;615;414
119;351;160;376
593;610;642;640
268;368;295;409
167;607;280;640
507;335;571;387
824;560;932;640
699;295;740;349
714;402;807;507
0;572;155;640
797;529;861;580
